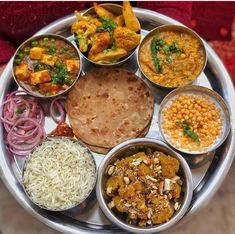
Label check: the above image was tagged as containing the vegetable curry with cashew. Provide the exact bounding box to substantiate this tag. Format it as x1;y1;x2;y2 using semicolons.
105;150;183;227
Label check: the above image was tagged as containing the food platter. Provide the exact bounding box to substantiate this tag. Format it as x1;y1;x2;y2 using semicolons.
0;6;235;234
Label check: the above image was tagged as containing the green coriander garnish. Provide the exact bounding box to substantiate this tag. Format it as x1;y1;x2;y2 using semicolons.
176;120;200;144
51;62;68;85
97;18;117;32
163;41;183;55
16;107;25;115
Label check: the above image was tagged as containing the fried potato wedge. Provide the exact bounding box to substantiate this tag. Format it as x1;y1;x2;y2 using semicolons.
114;15;125;26
123;1;140;32
89;32;111;56
89;48;127;62
114;26;141;53
93;2;115;20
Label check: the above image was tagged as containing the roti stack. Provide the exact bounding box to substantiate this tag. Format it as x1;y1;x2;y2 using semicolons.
66;68;154;154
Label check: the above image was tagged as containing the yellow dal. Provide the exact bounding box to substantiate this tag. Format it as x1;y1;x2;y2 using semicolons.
139;30;205;87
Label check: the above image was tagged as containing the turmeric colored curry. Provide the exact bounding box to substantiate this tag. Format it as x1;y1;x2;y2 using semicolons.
105;150;183;227
139;30;205;87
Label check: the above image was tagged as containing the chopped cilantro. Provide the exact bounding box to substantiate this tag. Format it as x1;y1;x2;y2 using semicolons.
16;107;25;115
163;42;183;55
51;62;68;85
111;42;117;50
176;120;200;144
97;18;117;32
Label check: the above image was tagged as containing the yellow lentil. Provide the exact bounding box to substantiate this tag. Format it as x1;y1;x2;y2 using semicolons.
139;30;205;87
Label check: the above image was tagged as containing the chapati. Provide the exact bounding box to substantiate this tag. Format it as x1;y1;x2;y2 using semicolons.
66;68;154;149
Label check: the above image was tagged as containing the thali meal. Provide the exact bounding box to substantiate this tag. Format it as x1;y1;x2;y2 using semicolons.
0;2;231;233
23;137;96;211
71;1;141;64
13;35;80;96
161;94;224;153
139;26;206;88
105;150;183;226
66;68;154;153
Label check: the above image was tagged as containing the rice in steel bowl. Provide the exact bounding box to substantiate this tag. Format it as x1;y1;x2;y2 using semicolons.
22;137;96;211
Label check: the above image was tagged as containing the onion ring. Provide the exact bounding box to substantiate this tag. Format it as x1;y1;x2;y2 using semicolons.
0;91;45;157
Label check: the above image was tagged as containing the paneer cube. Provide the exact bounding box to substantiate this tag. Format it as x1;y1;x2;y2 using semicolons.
29;70;51;85
66;59;80;73
29;47;45;60
39;83;61;95
15;64;30;81
41;54;58;66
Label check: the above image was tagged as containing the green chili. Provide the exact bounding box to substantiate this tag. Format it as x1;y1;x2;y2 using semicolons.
150;37;165;73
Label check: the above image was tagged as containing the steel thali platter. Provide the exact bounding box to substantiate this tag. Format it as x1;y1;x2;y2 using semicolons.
0;7;235;234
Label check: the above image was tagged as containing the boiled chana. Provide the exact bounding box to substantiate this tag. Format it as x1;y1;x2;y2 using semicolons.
161;95;223;152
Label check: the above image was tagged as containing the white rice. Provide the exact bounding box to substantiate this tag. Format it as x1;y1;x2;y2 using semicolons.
23;138;96;210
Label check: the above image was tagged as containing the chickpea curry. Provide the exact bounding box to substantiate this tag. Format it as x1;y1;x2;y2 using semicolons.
162;95;223;152
105;150;183;227
14;36;80;96
139;30;205;87
71;1;141;64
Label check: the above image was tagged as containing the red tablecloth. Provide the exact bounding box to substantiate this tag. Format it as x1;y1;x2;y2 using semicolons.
0;1;235;83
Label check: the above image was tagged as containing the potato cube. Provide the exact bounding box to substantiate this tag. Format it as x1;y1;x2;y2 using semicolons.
66;60;80;73
41;54;58;66
29;47;44;60
15;64;30;81
29;70;51;85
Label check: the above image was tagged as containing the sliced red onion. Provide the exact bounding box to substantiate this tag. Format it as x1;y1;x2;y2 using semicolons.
50;97;66;123
7;118;43;151
0;91;45;157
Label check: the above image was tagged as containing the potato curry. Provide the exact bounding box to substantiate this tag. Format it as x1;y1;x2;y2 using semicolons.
105;150;183;227
14;36;80;96
71;1;141;64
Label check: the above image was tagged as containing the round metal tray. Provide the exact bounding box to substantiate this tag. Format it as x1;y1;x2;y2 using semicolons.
0;7;235;234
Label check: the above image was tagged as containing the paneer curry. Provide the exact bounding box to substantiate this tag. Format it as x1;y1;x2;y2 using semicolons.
105;150;183;227
14;36;80;96
71;1;141;64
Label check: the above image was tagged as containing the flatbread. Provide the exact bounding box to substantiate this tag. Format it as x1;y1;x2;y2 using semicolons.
66;68;154;149
84;122;152;154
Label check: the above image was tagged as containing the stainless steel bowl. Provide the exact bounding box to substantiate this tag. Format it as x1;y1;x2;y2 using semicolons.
137;24;207;90
158;85;231;155
96;138;193;234
22;136;97;214
75;3;140;67
12;34;82;98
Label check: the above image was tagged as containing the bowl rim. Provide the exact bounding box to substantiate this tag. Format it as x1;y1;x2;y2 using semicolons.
22;136;97;212
137;24;208;89
12;33;82;99
96;137;193;234
158;85;232;155
74;3;140;67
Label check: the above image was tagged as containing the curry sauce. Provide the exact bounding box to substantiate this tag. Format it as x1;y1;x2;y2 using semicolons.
139;30;205;87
